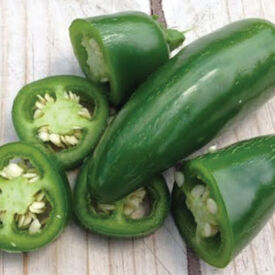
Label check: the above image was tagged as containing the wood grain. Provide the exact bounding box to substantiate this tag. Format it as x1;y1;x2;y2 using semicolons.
1;0;275;274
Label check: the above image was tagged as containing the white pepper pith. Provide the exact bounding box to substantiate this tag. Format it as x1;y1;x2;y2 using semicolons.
185;183;219;238
33;91;92;149
0;159;51;234
97;187;147;219
81;37;109;83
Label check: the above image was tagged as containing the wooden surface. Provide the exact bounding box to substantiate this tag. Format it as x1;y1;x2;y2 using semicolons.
1;0;275;274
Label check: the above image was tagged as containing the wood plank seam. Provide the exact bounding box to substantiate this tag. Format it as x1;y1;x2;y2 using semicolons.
187;248;202;275
86;231;90;275
142;238;171;275
162;224;186;254
150;0;202;274
152;234;159;275
150;0;167;27
131;239;137;275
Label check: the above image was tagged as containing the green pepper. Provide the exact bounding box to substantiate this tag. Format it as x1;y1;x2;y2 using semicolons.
172;135;275;267
12;76;108;170
69;11;185;105
87;18;275;203
73;161;170;237
0;142;71;252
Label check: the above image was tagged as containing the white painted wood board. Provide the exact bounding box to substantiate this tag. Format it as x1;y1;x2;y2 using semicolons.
0;0;275;274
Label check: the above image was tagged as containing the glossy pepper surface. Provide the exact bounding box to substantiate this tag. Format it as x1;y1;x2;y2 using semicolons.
87;18;275;203
12;76;108;170
172;135;275;267
0;142;71;252
69;11;185;105
74;161;170;237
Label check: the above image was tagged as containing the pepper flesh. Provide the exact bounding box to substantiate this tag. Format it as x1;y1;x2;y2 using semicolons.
69;11;185;105
87;18;275;203
0;142;71;252
73;161;170;237
172;135;275;268
12;75;109;170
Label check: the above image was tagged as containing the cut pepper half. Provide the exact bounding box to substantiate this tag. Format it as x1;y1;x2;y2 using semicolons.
12;75;109;170
172;135;275;268
69;11;184;105
0;142;71;252
73;161;170;237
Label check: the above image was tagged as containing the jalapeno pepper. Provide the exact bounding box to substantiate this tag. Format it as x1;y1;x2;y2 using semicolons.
69;11;185;105
73;161;170;237
12;76;109;170
172;135;275;268
87;18;275;203
0;142;71;252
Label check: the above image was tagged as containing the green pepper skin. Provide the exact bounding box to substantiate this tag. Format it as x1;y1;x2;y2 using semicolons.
74;161;170;238
69;11;184;105
12;76;108;170
87;18;275;203
172;135;275;267
0;142;71;252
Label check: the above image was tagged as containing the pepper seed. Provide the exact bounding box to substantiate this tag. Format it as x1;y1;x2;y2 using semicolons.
206;198;218;214
191;185;206;198
175;171;185;187
29;219;41;234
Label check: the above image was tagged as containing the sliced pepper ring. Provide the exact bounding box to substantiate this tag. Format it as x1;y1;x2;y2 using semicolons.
0;142;71;252
69;11;185;105
12;75;109;169
73;161;170;237
172;135;275;268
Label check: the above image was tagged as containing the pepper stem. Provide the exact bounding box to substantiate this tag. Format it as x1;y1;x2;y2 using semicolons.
164;28;185;51
152;15;185;51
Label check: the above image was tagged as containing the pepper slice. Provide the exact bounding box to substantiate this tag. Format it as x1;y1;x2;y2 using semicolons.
0;142;71;252
86;18;275;203
74;161;170;237
69;11;185;105
172;136;275;268
12;76;109;170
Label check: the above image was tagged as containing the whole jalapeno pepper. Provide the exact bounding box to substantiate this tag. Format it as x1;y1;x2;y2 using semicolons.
87;18;275;203
0;142;71;252
172;135;275;268
69;11;185;105
12;75;109;170
73;161;170;237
